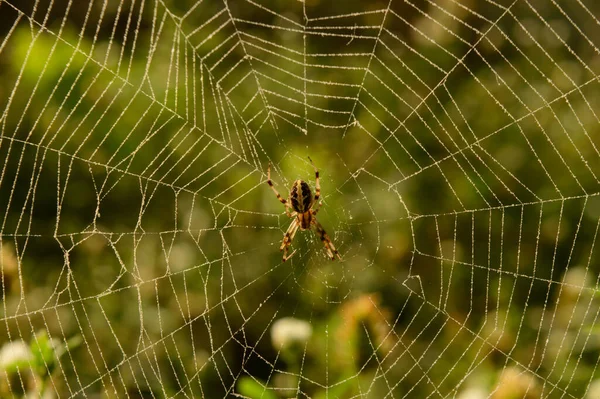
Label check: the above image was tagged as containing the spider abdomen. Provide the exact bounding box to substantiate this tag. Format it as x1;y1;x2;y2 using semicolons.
290;180;312;213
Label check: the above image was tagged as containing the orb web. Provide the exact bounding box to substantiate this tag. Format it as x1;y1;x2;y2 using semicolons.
0;0;600;397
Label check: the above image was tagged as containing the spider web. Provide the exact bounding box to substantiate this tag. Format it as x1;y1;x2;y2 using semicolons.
1;0;600;397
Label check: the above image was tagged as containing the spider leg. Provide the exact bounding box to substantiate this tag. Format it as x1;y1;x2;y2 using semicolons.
313;221;340;261
267;163;291;216
308;156;320;202
311;201;323;215
280;219;300;262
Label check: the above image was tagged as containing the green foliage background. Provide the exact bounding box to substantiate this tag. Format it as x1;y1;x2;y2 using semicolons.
1;0;600;397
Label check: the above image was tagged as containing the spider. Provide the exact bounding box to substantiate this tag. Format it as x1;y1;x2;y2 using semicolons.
267;157;341;262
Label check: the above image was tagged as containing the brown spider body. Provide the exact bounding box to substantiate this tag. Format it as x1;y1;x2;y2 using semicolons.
267;158;341;262
290;180;313;229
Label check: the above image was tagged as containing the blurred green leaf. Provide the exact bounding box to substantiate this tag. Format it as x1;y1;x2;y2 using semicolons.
30;331;55;376
236;376;277;399
1;358;31;374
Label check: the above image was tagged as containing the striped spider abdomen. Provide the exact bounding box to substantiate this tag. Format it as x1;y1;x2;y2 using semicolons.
290;180;313;213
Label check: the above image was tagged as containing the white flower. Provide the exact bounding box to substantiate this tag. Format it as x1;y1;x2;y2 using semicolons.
587;379;600;399
0;340;32;369
271;317;312;350
457;387;487;399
